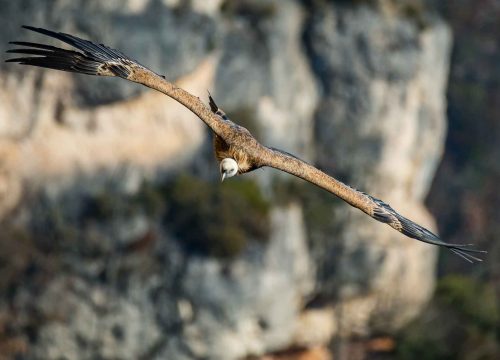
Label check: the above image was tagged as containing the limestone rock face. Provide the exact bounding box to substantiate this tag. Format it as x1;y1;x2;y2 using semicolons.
214;0;318;160
0;0;451;359
304;3;450;334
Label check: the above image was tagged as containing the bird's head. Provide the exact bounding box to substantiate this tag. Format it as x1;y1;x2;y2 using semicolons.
220;158;238;182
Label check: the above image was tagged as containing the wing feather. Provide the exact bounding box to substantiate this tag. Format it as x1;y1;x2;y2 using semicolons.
6;25;232;138
260;147;486;263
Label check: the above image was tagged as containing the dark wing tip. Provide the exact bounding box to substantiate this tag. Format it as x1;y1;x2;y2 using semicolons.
371;196;486;263
449;247;487;263
6;25;139;78
21;25;59;38
402;220;486;263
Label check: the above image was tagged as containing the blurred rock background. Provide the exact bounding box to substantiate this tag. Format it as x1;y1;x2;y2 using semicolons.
0;0;497;359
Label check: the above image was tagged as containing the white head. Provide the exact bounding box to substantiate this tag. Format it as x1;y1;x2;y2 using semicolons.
220;158;238;182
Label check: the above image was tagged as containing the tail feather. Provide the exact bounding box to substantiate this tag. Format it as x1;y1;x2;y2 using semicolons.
208;91;219;113
207;91;230;121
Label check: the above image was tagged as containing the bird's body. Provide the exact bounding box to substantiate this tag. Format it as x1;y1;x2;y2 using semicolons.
214;134;255;174
209;97;260;175
6;26;486;263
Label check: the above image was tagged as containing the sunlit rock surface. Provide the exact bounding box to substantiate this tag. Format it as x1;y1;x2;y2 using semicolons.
0;0;451;359
304;2;450;335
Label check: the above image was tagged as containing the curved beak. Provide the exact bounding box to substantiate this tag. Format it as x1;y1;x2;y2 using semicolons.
221;172;227;183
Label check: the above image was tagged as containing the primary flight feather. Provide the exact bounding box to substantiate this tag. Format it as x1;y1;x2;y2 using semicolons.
6;26;486;263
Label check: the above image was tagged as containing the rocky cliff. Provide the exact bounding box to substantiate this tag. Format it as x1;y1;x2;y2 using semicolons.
0;0;451;359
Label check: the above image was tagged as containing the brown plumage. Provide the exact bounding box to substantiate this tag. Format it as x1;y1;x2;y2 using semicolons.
6;26;486;263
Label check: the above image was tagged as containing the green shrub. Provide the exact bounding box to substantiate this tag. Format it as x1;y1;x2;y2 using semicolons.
436;275;499;331
163;174;270;258
396;275;500;360
73;174;270;259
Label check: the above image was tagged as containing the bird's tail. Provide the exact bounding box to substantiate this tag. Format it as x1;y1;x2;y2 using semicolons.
207;91;229;121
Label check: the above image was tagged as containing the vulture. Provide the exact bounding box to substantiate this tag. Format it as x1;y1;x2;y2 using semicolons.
6;26;486;263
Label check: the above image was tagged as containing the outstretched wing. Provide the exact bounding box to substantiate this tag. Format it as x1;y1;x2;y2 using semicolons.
259;147;486;263
6;25;232;138
6;26;485;263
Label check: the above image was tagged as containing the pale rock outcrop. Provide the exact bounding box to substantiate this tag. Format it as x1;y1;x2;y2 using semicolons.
304;3;450;334
215;0;318;160
0;57;213;215
163;204;313;360
0;0;452;359
33;276;162;360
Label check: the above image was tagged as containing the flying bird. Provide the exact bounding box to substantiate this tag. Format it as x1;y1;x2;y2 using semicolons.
6;26;486;263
